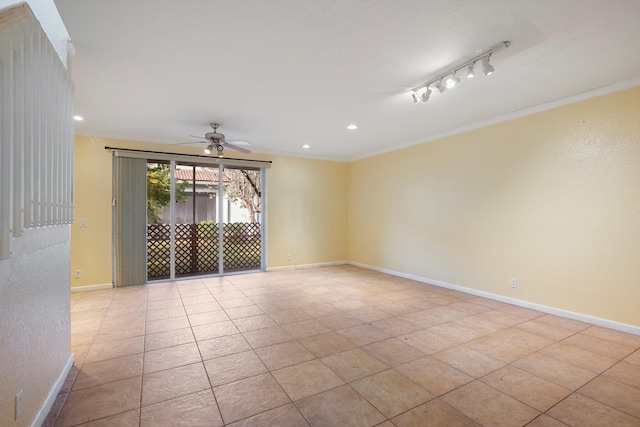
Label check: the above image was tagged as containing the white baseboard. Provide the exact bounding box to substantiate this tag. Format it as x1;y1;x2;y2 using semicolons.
31;353;74;427
266;265;296;272
349;261;640;336
267;260;348;272
70;282;113;293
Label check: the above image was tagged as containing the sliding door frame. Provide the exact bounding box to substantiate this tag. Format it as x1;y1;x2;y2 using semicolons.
110;147;270;283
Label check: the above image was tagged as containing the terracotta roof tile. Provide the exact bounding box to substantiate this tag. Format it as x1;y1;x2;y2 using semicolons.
175;168;228;182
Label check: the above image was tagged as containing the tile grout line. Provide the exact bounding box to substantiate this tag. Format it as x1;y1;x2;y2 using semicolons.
54;267;640;426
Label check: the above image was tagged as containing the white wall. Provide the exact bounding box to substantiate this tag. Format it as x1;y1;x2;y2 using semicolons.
0;0;71;66
0;227;73;427
0;2;74;426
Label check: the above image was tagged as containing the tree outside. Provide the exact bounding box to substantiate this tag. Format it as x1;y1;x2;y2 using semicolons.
146;164;260;224
146;164;188;224
223;169;261;223
146;165;262;279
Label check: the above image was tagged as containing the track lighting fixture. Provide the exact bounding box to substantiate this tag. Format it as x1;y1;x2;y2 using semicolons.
409;41;509;103
481;54;495;76
466;63;475;78
446;73;460;89
412;86;433;103
204;144;213;155
420;86;432;102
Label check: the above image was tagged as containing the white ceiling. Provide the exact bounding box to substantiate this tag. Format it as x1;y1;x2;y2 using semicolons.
53;0;640;161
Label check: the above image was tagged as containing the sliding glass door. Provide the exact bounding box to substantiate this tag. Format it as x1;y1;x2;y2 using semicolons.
146;161;264;281
221;167;262;274
173;164;219;278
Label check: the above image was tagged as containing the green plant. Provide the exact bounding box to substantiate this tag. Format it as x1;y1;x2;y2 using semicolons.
147;164;188;224
197;220;218;238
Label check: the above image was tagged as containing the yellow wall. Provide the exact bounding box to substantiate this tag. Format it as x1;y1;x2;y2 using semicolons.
71;137;348;288
72;87;640;328
71;137;113;288
267;156;348;267
348;87;640;327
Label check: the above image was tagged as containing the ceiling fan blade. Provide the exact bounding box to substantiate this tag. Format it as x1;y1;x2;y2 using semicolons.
189;135;210;141
226;139;251;146
224;143;252;154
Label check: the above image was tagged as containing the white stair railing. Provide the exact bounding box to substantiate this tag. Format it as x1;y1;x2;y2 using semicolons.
0;3;74;259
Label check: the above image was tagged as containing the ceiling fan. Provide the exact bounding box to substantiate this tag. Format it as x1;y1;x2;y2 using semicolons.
175;122;252;157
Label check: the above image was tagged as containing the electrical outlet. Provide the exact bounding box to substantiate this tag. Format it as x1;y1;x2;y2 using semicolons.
75;270;82;278
384;256;390;264
80;218;87;227
15;389;23;420
510;278;517;288
287;254;292;261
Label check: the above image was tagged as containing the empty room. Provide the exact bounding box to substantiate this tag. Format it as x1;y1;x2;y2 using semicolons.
1;1;639;426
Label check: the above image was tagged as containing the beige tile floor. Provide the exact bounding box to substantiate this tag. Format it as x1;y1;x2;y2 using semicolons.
45;265;640;426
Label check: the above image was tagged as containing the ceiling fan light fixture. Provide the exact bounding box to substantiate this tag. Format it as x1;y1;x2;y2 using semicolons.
174;123;253;155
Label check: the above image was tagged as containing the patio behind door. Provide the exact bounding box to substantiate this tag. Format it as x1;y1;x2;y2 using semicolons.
146;162;264;281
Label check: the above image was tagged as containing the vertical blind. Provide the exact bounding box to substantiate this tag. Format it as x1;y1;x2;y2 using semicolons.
113;156;147;286
0;4;74;259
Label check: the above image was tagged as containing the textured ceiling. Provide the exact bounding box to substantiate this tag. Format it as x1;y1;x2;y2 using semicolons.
54;0;640;161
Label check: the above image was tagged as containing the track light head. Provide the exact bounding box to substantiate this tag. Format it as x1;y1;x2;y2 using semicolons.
481;54;495;76
419;87;432;102
204;144;213;155
411;86;432;103
466;63;475;78
437;79;446;93
446;74;461;89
